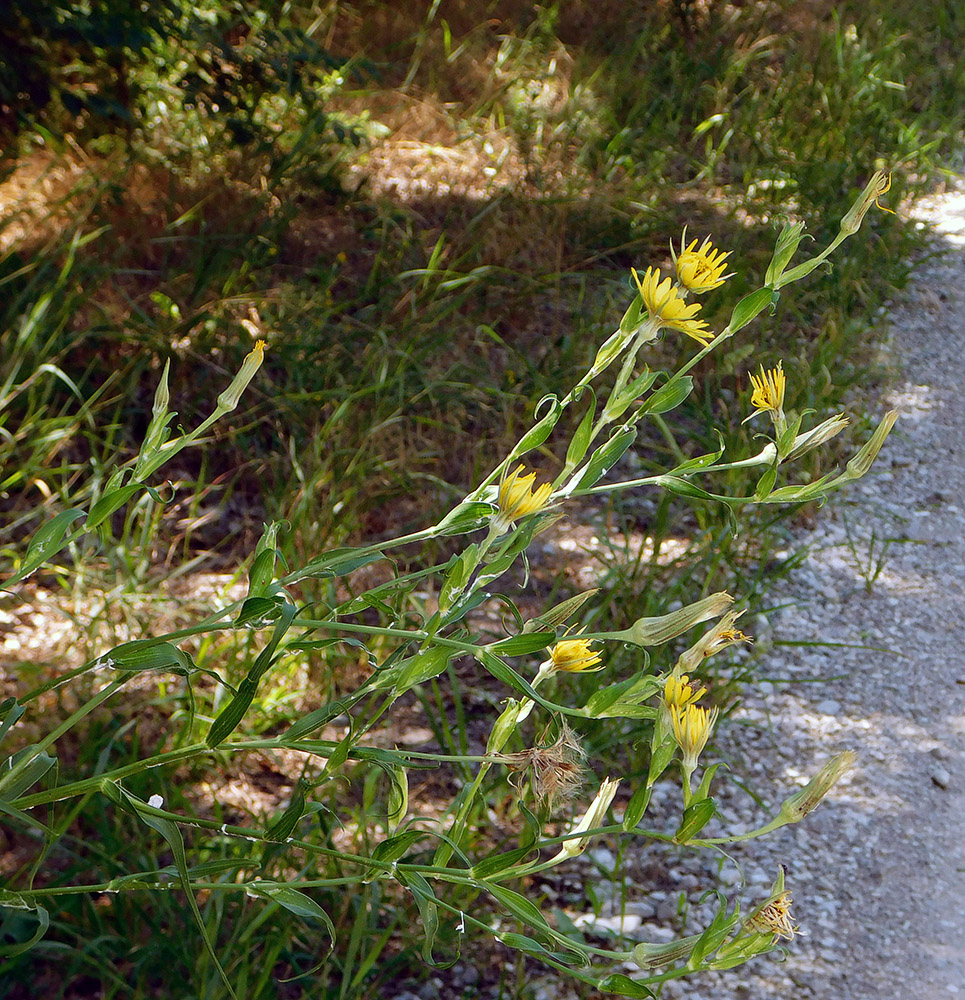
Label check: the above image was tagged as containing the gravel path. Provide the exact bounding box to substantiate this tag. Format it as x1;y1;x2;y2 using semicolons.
683;182;965;998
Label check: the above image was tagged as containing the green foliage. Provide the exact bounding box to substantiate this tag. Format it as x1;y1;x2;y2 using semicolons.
1;1;962;995
1;203;892;995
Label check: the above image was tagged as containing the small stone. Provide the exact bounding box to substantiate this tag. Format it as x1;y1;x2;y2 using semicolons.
815;699;842;716
931;766;951;789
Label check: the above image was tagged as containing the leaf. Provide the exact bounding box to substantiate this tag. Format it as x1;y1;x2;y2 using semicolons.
399;870;439;965
0;699;25;747
388;646;454;696
87;483;166;530
206;602;296;747
3;509;85;588
563;391;598;471
639;376;693;415
510;395;562;458
483;883;551;934
597;973;656;997
433;502;493;536
0;747;55;800
470;845;535;881
247;522;285;599
726;287;775;335
523;589;598;632
107;638;195;674
0;892;49;957
604;369;659;421
288;548;386;584
573;429;637;491
754;467;777;501
101;782;237;999
234;596;286;628
386;766;409;831
675;797;717;842
264;779;307;842
647;735;677;785
250;883;336;939
372;830;425;866
486;631;554;657
621;784;652;831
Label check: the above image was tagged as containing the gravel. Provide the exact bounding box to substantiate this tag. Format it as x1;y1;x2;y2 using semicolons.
665;179;965;999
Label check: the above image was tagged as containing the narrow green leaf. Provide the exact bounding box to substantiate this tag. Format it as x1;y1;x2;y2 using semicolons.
484;882;550;933
372;830;425;865
597;973;656;997
5;509;85;587
486;631;554;657
639;376;693;415
206;602;296;747
726;287;775;335
399;871;439;965
102;782;237;999
754;467;777;501
470;845;535;881
621;784;652;831
574;429;637;491
0;893;49;957
564;391;598;471
675;797;717;842
511;395;562;458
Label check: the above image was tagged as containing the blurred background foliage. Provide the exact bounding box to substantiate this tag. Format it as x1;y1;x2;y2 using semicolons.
1;2;963;996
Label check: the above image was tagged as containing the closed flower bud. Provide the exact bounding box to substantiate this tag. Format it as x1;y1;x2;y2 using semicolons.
778;749;856;823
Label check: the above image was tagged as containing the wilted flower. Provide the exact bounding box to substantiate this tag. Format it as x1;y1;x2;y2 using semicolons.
784;413;849;462
494;464;553;531
677;609;751;672
748;362;786;416
745;890;798;941
498;720;587;811
674;235;733;293
631;266;712;345
548;776;621;864
671;703;719;771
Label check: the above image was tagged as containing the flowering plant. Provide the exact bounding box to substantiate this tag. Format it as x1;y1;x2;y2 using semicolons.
0;176;894;996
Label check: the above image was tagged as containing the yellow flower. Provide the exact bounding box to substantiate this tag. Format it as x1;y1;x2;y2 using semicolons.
674;235;733;293
748;362;786;414
631;266;712;345
664;672;706;709
671;703;718;770
745;890;798;941
549;635;604;673
495;464;553;528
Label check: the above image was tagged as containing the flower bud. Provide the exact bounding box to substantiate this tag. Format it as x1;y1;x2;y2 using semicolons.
839;171;893;236
217;339;267;413
777;749;856;823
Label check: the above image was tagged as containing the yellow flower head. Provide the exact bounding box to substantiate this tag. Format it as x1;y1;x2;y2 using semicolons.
671;703;719;770
631;266;712;345
549;634;604;673
746;890;797;941
664;672;706;710
495;464;553;528
748;362;786;415
674;235;733;293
